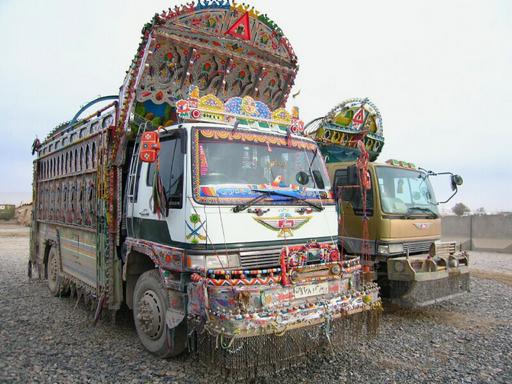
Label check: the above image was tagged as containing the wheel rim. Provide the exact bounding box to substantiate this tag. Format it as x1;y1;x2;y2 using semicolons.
137;290;164;340
48;252;59;292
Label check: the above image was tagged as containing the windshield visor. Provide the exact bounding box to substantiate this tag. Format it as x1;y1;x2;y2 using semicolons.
192;128;333;205
376;166;439;215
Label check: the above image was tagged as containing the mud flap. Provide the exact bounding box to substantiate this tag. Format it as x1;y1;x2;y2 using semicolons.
165;289;186;329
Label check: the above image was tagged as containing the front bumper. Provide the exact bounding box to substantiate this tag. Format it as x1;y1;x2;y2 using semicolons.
187;259;381;377
188;261;380;337
386;252;470;307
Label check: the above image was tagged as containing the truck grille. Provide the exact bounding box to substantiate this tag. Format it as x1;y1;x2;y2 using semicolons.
239;247;282;269
403;241;433;255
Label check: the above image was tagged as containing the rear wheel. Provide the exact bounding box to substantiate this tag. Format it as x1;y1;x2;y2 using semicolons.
133;270;187;358
47;247;61;297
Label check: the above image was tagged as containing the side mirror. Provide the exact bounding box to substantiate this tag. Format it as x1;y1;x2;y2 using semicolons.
451;174;463;191
312;170;325;189
139;131;160;163
296;171;310;185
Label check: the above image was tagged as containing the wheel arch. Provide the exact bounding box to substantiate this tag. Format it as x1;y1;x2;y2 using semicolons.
43;240;56;279
124;250;158;309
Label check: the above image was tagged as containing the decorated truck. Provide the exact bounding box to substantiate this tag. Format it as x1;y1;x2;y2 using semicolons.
29;2;380;376
305;99;469;307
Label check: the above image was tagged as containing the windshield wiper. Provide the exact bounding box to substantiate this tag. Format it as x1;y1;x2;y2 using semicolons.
232;191;271;213
253;189;324;211
232;189;324;213
406;206;438;218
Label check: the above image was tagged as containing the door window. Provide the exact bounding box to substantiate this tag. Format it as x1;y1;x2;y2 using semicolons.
147;135;184;209
333;168;373;216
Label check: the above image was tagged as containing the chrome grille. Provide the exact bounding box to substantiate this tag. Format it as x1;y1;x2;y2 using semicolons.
239;247;282;269
403;241;433;255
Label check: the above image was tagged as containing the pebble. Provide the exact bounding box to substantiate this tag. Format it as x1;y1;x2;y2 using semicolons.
1;226;511;383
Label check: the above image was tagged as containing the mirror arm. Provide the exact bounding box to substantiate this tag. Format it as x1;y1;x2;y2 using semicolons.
437;187;458;205
418;167;454;178
419;168;462;205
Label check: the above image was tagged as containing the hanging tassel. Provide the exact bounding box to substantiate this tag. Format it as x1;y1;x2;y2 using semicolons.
286;127;292;147
152;168;168;218
280;247;289;286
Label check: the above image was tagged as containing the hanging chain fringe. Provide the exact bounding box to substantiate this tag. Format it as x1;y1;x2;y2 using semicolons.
189;304;382;380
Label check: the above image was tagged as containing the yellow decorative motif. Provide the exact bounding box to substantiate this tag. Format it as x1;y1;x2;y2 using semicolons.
271;108;292;125
241;96;257;115
189;86;200;99
292;106;300;119
333;110;353;126
198;94;224;112
232;2;260;18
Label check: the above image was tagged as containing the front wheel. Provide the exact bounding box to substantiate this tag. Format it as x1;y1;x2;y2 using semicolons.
133;269;187;358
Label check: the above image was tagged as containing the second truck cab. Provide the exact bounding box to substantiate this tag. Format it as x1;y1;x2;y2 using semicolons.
328;159;441;258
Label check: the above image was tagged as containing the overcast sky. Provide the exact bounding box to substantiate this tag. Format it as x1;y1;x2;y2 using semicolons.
1;0;510;212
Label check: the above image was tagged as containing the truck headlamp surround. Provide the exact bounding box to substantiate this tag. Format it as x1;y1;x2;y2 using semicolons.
389;243;404;254
378;243;404;255
377;245;389;255
187;254;241;270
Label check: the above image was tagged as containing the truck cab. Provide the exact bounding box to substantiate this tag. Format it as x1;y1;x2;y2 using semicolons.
327;157;469;305
126;121;339;265
328;160;441;259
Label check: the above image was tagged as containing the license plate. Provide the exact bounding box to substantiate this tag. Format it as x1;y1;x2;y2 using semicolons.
293;282;329;299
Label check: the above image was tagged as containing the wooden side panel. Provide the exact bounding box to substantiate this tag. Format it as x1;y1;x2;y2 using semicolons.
59;227;97;287
33;126;104;290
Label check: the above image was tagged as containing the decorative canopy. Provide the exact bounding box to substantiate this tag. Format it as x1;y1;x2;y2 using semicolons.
305;98;385;163
131;1;298;111
176;86;304;133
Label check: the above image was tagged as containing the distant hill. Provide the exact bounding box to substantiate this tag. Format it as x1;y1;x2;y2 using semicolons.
15;203;32;226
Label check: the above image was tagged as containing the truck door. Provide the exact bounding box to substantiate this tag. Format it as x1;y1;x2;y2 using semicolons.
127;130;186;244
333;166;375;253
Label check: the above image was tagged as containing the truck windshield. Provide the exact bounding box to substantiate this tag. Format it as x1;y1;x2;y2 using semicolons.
192;127;333;205
376;166;438;216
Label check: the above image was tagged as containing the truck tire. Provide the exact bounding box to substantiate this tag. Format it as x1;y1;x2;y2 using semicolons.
47;247;62;297
133;269;187;358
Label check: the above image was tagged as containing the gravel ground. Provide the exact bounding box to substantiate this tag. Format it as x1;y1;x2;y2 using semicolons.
0;224;511;383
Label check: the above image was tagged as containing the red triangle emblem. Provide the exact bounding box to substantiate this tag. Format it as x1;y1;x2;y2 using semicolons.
352;108;365;124
225;12;251;41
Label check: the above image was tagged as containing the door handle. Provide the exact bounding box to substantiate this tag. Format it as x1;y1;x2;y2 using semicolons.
139;209;149;216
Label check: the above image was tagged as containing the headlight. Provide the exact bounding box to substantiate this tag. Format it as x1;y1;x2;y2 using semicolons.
187;254;240;270
377;245;389;255
330;263;342;276
378;243;404;255
389;243;404;254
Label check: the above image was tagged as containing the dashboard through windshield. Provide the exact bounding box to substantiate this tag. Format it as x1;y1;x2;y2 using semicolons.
192;127;333;205
376;166;439;216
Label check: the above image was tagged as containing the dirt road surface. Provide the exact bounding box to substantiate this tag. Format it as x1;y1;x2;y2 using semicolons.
0;224;510;383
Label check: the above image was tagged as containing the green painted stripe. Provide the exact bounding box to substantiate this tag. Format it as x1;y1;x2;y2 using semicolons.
128;217;338;251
